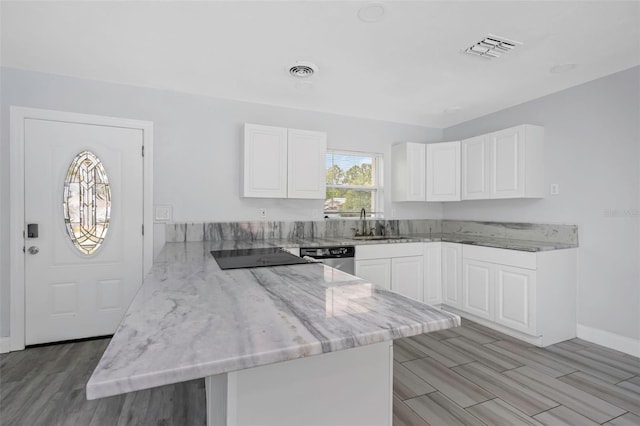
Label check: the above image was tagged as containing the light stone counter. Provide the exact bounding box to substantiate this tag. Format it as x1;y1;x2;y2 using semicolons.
86;241;459;400
200;235;575;252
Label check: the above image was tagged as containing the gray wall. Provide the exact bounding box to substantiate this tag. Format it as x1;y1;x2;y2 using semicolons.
0;67;443;338
443;67;640;341
2;66;638;343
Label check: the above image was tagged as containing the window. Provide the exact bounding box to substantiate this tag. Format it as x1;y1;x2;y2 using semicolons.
325;150;383;218
63;150;111;255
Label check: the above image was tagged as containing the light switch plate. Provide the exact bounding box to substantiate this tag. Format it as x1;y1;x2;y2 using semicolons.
155;205;172;222
550;184;560;195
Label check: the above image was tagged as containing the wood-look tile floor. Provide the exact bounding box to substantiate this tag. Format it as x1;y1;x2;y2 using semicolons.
393;319;640;426
1;319;639;425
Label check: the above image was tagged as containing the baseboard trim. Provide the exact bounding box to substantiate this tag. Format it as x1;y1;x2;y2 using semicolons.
577;324;640;357
0;337;11;354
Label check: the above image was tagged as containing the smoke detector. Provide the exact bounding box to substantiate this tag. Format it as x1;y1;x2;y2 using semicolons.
464;35;522;59
288;62;318;78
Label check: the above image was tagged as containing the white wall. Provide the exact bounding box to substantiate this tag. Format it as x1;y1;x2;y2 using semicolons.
443;66;640;342
0;67;443;338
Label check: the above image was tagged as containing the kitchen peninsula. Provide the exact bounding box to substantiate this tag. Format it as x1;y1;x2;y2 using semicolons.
86;240;460;426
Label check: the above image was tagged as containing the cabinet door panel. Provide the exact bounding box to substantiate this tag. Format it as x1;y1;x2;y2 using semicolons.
423;243;442;305
391;256;424;302
492;127;525;198
287;129;327;199
391;142;426;202
243;124;288;198
442;243;462;308
496;266;536;335
462;136;490;200
463;259;494;320
355;259;391;291
426;142;460;201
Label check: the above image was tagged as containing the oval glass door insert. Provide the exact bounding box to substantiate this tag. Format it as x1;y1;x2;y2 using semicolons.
63;151;111;255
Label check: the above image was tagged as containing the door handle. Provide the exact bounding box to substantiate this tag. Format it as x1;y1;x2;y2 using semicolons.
27;246;40;255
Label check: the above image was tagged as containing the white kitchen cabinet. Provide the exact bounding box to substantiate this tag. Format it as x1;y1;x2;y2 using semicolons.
462;259;494;321
461;124;544;200
287;128;327;199
355;243;424;300
445;244;577;347
461;135;491;200
391;142;426;202
243;124;288;198
442;243;462;308
495;265;536;335
243;123;326;199
426;141;460;201
355;258;391;291
391;256;424;301
423;243;442;305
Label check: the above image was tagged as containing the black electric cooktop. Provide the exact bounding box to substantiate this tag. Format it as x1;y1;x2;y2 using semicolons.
211;247;311;270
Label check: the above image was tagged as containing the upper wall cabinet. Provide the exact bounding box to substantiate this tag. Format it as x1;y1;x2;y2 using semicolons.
391;142;426;202
461;134;491;200
462;125;544;200
391;141;460;202
243;123;327;199
426;141;461;202
243;124;288;198
287;128;328;199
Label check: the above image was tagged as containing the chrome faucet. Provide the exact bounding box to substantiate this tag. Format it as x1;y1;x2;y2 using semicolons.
352;208;375;238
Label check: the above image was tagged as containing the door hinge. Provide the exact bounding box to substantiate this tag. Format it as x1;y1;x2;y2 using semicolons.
142;145;145;157
142;224;144;236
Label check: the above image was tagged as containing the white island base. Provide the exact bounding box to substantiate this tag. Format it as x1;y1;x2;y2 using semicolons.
206;341;393;426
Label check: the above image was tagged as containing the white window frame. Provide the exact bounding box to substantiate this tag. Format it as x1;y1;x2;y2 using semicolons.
325;149;384;218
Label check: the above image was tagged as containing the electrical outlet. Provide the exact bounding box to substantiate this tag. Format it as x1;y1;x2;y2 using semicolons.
391;209;397;218
258;208;267;218
550;184;560;195
154;205;172;222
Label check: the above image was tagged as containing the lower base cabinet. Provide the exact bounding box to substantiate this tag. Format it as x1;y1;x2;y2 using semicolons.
355;243;424;302
391;256;424;301
423;243;442;305
495;265;536;335
449;244;577;347
355;258;391;290
462;259;494;321
353;241;577;347
442;243;462;308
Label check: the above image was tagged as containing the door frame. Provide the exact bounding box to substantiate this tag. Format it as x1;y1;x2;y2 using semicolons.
9;106;154;352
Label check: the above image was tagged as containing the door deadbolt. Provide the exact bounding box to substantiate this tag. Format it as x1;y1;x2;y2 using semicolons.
27;246;40;255
27;223;39;238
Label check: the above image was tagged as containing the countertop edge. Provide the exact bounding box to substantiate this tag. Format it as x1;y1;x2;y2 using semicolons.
87;313;460;400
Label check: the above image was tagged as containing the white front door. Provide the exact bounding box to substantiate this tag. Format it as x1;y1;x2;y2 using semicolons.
24;118;144;345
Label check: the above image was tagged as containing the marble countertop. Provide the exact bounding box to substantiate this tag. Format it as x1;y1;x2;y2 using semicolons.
207;234;577;252
438;234;576;252
86;241;460;400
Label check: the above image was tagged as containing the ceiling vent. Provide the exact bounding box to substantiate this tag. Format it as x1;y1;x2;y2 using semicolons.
288;62;318;78
464;35;521;59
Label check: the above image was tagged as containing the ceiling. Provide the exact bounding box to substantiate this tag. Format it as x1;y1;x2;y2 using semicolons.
2;1;639;128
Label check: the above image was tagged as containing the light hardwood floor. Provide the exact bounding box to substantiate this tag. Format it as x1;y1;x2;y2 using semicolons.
1;319;639;425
